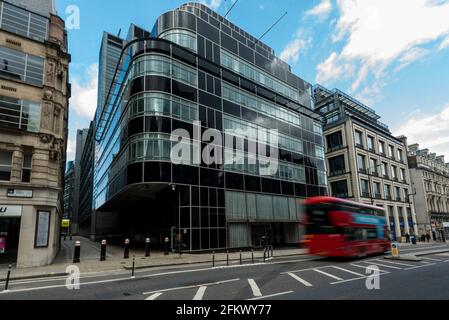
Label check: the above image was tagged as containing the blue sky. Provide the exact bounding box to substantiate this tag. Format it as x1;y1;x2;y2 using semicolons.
56;0;449;162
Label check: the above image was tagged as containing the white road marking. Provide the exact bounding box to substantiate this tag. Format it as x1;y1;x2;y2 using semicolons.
313;268;344;281
404;263;436;270
287;273;313;287
359;261;402;270
145;293;163;300
328;266;364;277
247;291;293;301
421;257;443;262
193;286;207;300
436;253;449;257
350;264;389;274
143;278;239;295
370;259;415;267
248;279;262;297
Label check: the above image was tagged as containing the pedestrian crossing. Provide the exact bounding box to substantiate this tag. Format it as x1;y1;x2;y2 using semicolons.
141;252;449;300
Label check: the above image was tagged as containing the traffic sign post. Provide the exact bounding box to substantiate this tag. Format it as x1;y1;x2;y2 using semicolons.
391;242;400;258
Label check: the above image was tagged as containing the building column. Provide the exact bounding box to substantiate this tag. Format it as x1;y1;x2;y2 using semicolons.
393;207;402;239
402;207;410;235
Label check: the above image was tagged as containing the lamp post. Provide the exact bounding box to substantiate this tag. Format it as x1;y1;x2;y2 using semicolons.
406;187;418;237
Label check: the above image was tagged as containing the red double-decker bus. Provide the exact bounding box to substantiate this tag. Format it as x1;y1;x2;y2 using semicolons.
301;197;390;258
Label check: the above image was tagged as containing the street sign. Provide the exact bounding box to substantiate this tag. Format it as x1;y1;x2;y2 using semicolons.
61;219;70;228
391;242;400;258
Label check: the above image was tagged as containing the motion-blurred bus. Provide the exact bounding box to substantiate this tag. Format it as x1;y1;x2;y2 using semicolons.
301;197;390;258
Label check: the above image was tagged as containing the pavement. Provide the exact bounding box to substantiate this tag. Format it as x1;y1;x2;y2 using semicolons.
0;243;448;300
0;236;307;282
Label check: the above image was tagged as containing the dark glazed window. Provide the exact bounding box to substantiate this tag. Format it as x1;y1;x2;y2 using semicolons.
144;162;171;182
175;11;196;31
128;117;144;137
244;175;261;192
198;18;219;43
145;76;171;93
225;172;244;190
127;163;143;185
221;32;238;54
159;12;173;32
200;91;222;111
239;43;254;63
172;80;197;102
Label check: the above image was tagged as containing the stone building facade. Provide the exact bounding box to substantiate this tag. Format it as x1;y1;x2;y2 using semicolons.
0;0;70;267
407;144;449;238
314;85;418;240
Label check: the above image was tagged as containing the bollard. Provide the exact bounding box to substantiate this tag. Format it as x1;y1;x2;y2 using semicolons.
70;234;73;241
263;249;266;263
240;250;242;265
145;238;151;257
164;237;170;256
73;241;81;263
271;246;274;258
131;255;136;279
64;234;66;241
226;250;229;266
4;264;12;291
212;251;215;267
124;239;130;259
251;248;254;264
100;240;107;261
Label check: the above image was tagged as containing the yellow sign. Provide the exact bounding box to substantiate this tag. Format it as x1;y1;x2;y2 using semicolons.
61;219;70;228
391;242;400;258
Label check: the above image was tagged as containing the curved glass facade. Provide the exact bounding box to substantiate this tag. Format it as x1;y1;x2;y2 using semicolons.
92;4;326;251
160;29;197;52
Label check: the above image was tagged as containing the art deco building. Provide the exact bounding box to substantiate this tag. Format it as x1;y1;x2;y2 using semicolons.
314;85;418;239
0;0;70;267
89;3;326;250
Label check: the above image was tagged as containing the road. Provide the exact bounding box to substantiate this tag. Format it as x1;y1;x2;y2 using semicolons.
0;244;448;300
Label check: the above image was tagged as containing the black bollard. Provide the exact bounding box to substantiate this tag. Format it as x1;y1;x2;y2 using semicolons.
240;250;242;265
212;251;215;267
145;238;151;257
100;240;107;261
73;241;81;263
64;234;66;241
251;248;254;264
131;255;136;278
263;249;266;263
4;264;12;291
124;239;130;259
164;237;170;256
70;234;73;241
226;250;229;266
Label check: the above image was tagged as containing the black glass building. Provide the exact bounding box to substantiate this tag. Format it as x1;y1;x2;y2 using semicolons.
92;3;326;250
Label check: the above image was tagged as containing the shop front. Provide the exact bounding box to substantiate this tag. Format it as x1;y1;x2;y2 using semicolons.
0;205;22;264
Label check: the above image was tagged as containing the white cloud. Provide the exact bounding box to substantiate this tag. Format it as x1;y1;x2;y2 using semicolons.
316;0;449;99
259;4;265;10
279;29;312;65
200;0;222;11
316;52;354;84
395;47;430;72
394;102;449;161
70;63;98;119
306;0;332;18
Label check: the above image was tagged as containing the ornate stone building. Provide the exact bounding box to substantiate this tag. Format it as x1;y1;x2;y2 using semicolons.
0;0;70;267
407;144;449;239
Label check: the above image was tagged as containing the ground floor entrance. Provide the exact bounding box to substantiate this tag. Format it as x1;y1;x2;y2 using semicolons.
0;217;21;264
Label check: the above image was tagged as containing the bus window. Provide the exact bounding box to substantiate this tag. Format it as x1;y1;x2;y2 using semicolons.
367;228;378;240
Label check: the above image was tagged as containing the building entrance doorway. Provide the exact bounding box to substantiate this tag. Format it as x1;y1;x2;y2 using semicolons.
0;218;21;264
251;223;287;247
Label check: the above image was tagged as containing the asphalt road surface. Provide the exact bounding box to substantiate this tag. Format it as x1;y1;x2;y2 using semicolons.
1;244;448;300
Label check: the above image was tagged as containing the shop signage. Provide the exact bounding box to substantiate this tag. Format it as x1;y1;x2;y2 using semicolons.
7;189;33;198
0;205;22;217
443;222;449;228
0;237;5;254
